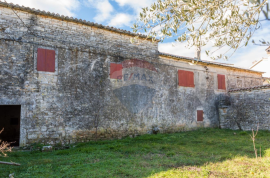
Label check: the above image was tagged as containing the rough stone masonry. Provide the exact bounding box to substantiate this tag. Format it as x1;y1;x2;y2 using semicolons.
0;2;265;146
219;85;270;131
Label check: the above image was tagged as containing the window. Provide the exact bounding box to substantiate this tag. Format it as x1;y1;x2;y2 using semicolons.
178;70;194;87
37;48;55;72
197;110;203;121
110;63;122;79
217;74;226;90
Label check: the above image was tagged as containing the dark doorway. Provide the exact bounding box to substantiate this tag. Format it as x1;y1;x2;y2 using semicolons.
0;105;21;146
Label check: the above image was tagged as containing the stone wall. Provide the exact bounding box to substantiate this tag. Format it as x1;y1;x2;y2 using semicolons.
0;6;264;146
219;86;270;130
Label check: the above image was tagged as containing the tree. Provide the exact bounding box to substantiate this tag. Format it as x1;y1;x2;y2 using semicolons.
0;128;21;166
0;128;12;157
132;0;269;60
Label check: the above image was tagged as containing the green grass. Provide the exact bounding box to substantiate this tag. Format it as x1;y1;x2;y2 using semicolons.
1;128;270;177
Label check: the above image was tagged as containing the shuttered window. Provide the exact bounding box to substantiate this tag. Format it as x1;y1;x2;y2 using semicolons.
197;110;204;121
217;74;226;90
37;48;55;72
110;63;123;79
178;70;195;87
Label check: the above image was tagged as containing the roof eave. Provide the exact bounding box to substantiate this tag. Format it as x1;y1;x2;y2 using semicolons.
159;52;265;74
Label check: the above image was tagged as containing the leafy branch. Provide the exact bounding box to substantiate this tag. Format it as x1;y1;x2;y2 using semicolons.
133;0;269;60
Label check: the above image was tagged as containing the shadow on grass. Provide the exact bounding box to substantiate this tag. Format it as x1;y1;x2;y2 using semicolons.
1;128;270;177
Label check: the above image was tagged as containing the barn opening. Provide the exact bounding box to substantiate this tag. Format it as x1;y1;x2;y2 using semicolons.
0;105;21;146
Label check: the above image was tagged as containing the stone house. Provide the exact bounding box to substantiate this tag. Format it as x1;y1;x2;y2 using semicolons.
248;47;270;85
0;2;265;146
250;57;270;85
249;47;270;79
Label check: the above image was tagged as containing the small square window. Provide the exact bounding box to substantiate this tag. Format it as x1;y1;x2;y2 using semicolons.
197;110;203;121
37;48;55;72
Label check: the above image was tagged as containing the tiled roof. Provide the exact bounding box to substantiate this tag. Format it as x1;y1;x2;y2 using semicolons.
229;84;270;93
159;52;265;74
0;1;152;40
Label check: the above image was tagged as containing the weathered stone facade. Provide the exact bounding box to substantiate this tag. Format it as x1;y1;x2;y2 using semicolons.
0;2;265;146
219;85;270;130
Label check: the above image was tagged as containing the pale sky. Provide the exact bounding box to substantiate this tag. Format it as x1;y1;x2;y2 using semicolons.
5;0;270;75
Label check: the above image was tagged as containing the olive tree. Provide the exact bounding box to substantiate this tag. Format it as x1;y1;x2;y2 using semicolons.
0;128;12;157
132;0;269;60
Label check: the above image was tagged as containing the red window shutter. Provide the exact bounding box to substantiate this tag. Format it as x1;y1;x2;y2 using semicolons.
197;110;204;121
187;71;195;87
222;75;226;90
45;49;55;72
178;70;186;86
217;75;222;89
218;74;226;90
37;48;46;71
178;70;194;87
110;63;122;79
37;48;55;72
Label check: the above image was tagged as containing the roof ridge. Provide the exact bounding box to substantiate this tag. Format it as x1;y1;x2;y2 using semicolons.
0;0;152;40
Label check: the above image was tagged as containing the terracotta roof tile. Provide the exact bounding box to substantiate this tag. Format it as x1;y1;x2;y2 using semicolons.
229;84;270;93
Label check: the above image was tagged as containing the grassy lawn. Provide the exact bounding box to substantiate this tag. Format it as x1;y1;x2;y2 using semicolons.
1;128;270;177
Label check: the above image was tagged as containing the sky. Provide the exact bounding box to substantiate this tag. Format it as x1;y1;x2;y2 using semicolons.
5;0;270;74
